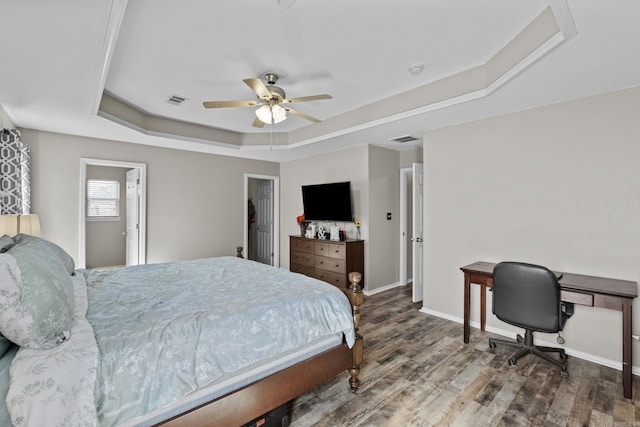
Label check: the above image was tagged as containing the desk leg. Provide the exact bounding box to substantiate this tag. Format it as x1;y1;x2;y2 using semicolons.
480;286;486;332
463;274;470;343
622;298;633;399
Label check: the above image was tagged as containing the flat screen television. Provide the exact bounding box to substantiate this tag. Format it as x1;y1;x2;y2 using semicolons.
302;181;353;222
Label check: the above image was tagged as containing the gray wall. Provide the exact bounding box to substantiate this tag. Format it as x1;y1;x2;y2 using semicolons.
280;145;370;283
24;129;279;264
24;127;421;293
368;146;400;288
85;165;127;268
281;144;422;292
0;105;15;128
421;86;640;369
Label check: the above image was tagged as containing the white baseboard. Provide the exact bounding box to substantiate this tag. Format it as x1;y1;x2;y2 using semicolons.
419;307;640;376
364;281;404;296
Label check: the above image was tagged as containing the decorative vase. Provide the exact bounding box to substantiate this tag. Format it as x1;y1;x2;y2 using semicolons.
356;228;361;240
299;220;310;236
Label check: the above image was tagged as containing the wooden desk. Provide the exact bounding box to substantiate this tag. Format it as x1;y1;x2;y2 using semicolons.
461;261;638;399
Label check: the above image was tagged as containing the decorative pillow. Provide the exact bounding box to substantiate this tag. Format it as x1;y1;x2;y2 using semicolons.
0;335;11;357
12;233;75;274
0;237;74;349
0;235;13;253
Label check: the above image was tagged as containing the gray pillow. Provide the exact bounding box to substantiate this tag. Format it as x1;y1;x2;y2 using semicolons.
0;335;11;357
0;235;13;253
13;234;75;274
0;237;74;349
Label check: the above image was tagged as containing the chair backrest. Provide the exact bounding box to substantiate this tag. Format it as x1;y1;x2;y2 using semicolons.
492;261;562;333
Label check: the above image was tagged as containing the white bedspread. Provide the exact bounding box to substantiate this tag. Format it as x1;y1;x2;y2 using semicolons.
6;273;99;427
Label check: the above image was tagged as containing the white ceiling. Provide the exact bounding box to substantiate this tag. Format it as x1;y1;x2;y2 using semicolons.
1;0;639;162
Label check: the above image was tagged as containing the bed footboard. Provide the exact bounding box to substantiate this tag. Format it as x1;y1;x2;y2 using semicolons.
345;271;364;392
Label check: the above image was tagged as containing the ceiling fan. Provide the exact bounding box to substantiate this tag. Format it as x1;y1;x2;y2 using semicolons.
202;73;332;128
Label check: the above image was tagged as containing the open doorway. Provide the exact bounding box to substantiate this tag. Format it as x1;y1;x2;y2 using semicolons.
79;158;146;269
244;174;279;267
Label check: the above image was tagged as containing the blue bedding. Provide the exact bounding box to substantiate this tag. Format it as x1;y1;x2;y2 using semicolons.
83;256;356;426
0;343;18;427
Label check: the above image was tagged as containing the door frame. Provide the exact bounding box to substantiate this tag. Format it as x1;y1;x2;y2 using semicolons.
244;173;279;267
79;158;147;269
399;167;412;286
411;162;424;303
125;168;141;267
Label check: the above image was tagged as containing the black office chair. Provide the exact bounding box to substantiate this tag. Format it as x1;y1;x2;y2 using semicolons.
488;261;573;377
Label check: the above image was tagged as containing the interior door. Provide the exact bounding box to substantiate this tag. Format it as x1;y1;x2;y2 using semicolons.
412;163;424;302
125;168;140;266
255;180;274;265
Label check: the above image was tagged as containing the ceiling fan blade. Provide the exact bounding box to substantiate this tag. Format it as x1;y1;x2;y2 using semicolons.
283;94;332;104
202;100;257;108
284;107;321;123
252;117;265;128
243;78;272;100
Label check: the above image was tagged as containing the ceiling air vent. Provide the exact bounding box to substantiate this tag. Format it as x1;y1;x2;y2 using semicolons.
273;0;296;8
166;94;188;106
388;135;419;143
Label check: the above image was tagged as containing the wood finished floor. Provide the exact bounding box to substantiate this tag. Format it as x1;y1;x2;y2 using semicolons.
289;286;640;426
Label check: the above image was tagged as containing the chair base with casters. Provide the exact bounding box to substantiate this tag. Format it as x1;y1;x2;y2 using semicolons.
489;329;569;377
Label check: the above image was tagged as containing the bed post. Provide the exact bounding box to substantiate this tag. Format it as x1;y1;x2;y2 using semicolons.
346;271;364;392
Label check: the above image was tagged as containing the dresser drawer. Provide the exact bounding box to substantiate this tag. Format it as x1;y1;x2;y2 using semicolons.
290;238;315;254
291;263;315;278
289;235;364;290
314;270;347;288
315;256;345;274
291;251;315;267
315;242;346;259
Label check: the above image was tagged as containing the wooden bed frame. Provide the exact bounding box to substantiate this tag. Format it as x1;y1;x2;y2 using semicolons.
157;272;364;427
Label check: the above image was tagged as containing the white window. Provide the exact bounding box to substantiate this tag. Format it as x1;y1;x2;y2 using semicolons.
87;179;120;220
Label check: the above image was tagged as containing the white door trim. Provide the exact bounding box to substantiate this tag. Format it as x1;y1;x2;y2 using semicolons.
244;173;279;267
411;162;424;303
125;168;141;267
399;167;412;286
79;158;147;269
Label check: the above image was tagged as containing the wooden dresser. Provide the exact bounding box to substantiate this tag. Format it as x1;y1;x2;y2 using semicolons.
290;235;364;289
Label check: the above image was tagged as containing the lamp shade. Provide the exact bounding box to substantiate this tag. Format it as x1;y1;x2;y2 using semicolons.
271;104;287;124
0;214;41;237
255;105;273;124
0;215;19;236
19;214;41;236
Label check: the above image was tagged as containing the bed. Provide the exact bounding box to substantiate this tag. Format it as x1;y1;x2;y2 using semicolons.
0;234;363;426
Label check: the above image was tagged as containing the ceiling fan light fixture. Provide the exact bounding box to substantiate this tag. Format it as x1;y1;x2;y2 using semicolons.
255;103;287;124
204;73;328;127
271;104;287;123
255;104;272;123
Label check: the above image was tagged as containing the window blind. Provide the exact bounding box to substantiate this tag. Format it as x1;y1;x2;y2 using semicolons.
87;179;120;217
